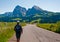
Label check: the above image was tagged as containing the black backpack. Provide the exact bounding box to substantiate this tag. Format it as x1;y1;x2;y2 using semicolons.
15;25;21;32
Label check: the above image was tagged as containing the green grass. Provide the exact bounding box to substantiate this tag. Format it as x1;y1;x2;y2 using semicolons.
12;18;22;20
37;22;60;33
0;28;14;42
0;22;26;42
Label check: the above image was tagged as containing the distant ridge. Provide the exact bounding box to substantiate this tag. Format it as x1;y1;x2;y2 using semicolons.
0;5;60;23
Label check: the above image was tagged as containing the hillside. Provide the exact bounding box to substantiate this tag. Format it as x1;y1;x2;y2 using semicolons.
0;5;60;23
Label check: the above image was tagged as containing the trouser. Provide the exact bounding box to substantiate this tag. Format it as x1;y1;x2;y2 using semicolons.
16;31;21;42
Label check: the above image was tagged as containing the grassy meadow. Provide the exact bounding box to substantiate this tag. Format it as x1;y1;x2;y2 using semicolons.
0;22;26;42
37;21;60;33
0;21;60;42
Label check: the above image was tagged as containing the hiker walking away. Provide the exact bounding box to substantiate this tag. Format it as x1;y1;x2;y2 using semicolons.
14;21;23;42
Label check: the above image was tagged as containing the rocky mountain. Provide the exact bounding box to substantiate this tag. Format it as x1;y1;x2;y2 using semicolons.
26;5;44;16
0;5;60;23
13;5;27;17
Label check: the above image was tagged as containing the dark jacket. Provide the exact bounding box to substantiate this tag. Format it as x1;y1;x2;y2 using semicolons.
14;24;23;33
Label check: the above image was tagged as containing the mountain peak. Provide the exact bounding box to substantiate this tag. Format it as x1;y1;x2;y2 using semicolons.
15;5;22;9
16;5;20;7
33;5;39;8
13;5;27;17
32;5;43;10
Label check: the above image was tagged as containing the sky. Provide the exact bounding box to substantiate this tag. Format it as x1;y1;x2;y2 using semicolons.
0;0;60;14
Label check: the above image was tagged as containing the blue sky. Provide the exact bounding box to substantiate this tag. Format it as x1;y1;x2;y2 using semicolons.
0;0;60;14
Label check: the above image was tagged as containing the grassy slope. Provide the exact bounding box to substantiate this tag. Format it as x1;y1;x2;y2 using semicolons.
0;22;26;42
36;22;60;33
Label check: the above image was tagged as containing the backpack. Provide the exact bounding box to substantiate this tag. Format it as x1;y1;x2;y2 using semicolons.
15;25;21;32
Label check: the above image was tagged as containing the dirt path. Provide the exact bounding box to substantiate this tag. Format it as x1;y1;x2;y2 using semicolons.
8;24;60;42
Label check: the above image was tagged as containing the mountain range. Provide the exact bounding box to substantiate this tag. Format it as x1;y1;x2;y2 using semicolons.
0;5;60;23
